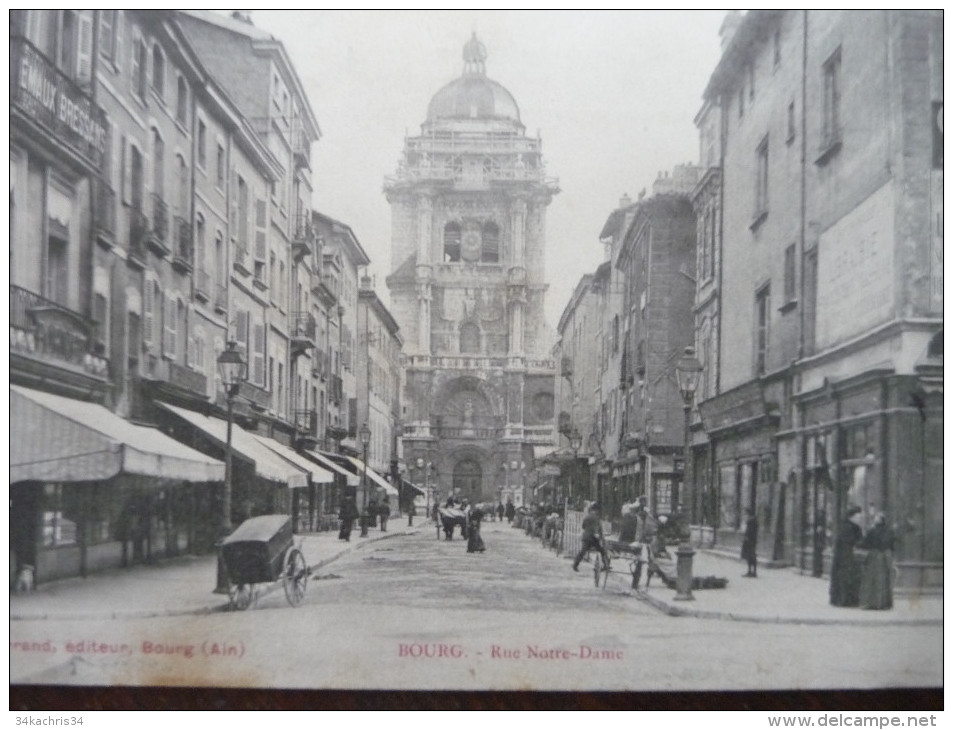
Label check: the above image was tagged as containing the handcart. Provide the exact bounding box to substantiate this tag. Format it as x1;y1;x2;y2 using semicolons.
220;515;309;610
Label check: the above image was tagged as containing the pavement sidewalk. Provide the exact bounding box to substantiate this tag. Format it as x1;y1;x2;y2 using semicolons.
593;545;943;626
10;520;423;621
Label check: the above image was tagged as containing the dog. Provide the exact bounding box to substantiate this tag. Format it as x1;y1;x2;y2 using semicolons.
15;564;34;593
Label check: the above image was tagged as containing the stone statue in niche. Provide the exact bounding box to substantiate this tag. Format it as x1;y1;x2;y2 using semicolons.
463;398;474;426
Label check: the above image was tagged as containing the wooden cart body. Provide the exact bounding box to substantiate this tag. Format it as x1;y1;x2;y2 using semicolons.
222;515;294;585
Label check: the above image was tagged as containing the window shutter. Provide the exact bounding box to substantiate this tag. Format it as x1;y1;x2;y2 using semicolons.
76;11;93;86
253;321;265;385
163;297;175;358
130;36;140;95
114;11;123;70
254;199;267;260
235;309;249;354
99;11;113;60
142;277;153;347
120;136;131;205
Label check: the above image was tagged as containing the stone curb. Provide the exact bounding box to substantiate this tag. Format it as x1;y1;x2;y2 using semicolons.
634;588;942;627
10;528;420;622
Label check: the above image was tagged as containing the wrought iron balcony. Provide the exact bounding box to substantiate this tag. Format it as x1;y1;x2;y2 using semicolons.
127;208;149;267
291;213;314;262
172;216;193;273
10;285;109;378
290;311;316;357
94;180;117;246
291;123;311;170
312;348;328;379
141;354;208;397
294;409;318;439
148;193;170;255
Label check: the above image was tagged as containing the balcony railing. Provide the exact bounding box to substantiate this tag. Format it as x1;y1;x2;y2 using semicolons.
291;311;316;340
312;348;328;379
141;355;208;397
10;285;109;378
94;180;116;245
128;208;149;267
194;269;211;302
294;409;318;439
10;35;108;173
291;123;311;169
291;213;313;261
172;216;193;272
148;193;170;254
237;380;270;410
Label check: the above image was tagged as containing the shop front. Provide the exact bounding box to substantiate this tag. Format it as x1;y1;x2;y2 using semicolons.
10;386;224;585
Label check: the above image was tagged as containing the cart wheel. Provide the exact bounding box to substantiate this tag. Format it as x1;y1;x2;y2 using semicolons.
229;583;254;611
592;553;604;588
283;548;308;608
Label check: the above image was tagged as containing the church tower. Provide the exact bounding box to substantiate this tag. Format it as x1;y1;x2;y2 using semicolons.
385;34;558;507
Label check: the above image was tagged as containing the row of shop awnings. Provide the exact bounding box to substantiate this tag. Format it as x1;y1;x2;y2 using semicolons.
10;386;394;493
11;386;224;483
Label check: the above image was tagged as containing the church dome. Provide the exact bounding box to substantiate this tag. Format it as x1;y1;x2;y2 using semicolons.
425;33;521;124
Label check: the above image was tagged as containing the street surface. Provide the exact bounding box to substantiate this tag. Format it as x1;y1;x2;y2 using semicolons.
10;521;942;691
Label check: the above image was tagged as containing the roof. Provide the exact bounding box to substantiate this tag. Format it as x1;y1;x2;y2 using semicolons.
703;10;785;99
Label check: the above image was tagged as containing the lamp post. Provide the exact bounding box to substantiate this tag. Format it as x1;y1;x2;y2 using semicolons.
569;427;582;509
674;346;703;521
673;345;702;601
359;421;371;537
417;457;430;520
214;340;247;593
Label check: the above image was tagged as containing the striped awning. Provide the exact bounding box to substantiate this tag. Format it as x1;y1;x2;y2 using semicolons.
346;457;399;497
251;434;334;484
11;386;224;483
306;450;360;486
158;402;308;488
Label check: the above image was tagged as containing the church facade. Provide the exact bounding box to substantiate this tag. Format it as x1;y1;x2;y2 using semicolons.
385;34;558;507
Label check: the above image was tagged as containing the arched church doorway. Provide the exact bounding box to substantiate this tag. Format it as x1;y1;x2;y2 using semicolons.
453;459;483;503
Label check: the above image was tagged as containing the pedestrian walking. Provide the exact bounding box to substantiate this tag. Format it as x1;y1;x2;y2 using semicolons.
741;508;759;577
497;502;505;522
379;495;390;532
338;497;359;542
829;505;864;607
505;500;515;524
572;503;609;572
632;497;659;588
858;512;895;610
361;498;377;538
467;506;486;553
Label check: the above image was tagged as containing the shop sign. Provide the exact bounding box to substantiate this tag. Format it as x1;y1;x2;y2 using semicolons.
12;37;108;172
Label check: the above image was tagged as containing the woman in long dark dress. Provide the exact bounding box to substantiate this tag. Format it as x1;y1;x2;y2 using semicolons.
858;512;895;610
829;505;864;607
741;508;758;577
467;506;486;553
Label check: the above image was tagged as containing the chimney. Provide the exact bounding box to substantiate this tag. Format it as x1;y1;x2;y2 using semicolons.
619;193;633;209
719;10;743;53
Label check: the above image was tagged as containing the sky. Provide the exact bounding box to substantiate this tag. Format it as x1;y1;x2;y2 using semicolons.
247;10;727;328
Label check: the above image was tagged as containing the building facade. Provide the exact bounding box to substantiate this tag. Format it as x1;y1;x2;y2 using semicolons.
385;34;558;507
695;10;942;590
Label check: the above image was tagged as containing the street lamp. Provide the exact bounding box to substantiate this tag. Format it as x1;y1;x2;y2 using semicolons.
673;345;702;602
569;427;582;508
674;346;703;521
359;421;371;537
214;340;246;593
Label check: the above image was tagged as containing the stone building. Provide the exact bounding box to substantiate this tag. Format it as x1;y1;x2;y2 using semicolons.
615;169;700;518
695;10;942;590
385;34;558;507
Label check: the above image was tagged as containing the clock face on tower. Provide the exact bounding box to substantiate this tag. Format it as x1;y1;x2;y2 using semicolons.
461;227;482;262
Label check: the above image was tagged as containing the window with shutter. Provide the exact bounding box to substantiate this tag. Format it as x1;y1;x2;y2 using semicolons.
76;11;93;86
114;11;123;71
253;321;265;386
235;309;249;355
254;199;267;260
142;278;154;347
164;296;176;358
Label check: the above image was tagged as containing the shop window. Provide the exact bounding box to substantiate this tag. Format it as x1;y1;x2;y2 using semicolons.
42;484;79;547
